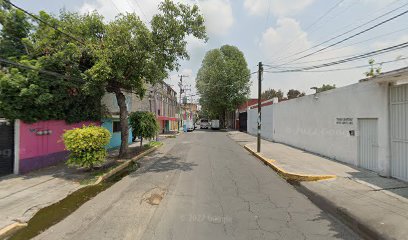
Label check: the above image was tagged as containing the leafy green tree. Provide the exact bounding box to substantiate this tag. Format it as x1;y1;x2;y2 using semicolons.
287;89;305;99
196;45;250;126
365;58;382;77
0;2;32;58
316;84;336;93
0;11;105;123
87;1;206;157
129;111;159;147
261;89;284;100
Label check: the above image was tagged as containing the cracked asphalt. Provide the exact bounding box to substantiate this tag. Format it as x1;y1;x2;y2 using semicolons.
35;130;360;240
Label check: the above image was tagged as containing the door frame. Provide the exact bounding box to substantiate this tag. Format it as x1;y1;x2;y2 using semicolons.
357;118;379;172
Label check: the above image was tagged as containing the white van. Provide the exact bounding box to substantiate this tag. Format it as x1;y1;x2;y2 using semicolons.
211;119;220;130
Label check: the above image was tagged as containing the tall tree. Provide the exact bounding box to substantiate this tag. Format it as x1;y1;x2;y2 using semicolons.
87;1;207;157
0;2;32;58
287;89;305;99
196;45;250;126
261;88;283;100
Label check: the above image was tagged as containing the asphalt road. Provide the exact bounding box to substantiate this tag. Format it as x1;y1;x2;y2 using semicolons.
35;130;359;240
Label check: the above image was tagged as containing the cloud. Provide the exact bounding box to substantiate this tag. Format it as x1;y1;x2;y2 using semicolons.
199;0;234;36
79;0;234;36
260;18;311;61
244;0;314;17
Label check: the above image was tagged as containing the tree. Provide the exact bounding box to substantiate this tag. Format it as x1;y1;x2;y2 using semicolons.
0;11;105;123
316;84;336;93
0;2;32;58
196;45;250;126
365;58;382;77
129;111;159;147
87;1;207;157
261;89;283;100
287;89;305;99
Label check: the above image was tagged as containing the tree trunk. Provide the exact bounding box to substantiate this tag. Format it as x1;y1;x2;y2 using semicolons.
115;90;129;158
140;137;143;147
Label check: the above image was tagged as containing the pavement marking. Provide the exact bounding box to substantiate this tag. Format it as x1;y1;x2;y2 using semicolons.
244;145;336;182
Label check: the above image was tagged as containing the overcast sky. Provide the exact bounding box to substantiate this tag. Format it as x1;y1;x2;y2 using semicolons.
14;0;408;100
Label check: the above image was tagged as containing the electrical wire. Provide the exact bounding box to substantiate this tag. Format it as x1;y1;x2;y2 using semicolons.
264;56;408;73
267;1;408;65
264;41;408;73
3;0;85;45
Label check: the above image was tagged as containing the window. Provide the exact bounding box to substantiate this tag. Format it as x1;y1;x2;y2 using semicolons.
113;121;121;132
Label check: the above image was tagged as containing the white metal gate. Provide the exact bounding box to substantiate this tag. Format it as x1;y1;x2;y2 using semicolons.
358;119;378;172
390;84;408;181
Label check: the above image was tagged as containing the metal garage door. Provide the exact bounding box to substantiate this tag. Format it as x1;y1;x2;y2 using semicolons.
0;119;14;176
358;119;378;172
390;84;408;181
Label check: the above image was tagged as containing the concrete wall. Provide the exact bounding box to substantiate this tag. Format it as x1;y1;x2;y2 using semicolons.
248;81;390;176
101;118;133;149
17;120;99;173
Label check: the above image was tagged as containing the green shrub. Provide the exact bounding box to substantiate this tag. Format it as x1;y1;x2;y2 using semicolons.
129;111;159;146
63;125;111;169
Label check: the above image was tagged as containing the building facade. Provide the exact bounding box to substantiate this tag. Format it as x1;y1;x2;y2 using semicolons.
246;67;408;182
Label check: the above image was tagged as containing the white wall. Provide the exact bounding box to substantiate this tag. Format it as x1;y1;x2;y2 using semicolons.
248;80;390;176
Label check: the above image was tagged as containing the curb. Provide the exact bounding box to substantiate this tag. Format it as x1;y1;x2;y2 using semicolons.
244;145;336;182
94;143;163;185
297;183;385;240
0;222;27;239
0;144;163;239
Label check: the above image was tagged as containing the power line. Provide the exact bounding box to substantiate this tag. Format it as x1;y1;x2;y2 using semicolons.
264;56;408;73
4;0;85;45
267;0;344;60
282;9;408;66
0;57;85;82
264;40;408;72
268;1;408;65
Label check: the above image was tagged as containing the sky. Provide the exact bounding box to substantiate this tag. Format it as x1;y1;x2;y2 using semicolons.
14;0;408;101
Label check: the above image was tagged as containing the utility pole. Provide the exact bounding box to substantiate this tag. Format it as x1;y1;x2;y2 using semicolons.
178;75;188;132
257;62;263;153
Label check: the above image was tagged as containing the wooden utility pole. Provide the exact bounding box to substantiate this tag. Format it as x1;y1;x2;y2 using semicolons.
257;62;263;153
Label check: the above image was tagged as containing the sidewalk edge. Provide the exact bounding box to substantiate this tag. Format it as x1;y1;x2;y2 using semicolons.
0;222;27;239
94;143;163;185
297;183;387;240
244;145;336;182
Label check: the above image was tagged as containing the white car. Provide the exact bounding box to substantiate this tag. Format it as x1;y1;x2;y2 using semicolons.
200;119;209;129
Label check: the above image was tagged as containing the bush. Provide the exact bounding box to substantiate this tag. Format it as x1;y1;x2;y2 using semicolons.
63;125;111;169
129;111;159;146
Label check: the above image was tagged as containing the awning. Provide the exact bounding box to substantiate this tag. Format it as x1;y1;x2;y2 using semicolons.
157;116;178;121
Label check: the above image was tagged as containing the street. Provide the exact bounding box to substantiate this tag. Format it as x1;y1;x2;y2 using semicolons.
34;130;358;240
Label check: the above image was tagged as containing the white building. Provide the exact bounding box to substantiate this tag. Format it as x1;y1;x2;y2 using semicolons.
247;67;408;181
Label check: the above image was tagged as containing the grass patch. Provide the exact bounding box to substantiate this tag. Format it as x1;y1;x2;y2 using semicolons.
144;141;163;149
79;163;120;185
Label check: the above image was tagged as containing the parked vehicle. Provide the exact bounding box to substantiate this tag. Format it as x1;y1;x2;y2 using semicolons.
186;120;194;132
200;119;209;129
211;119;220;130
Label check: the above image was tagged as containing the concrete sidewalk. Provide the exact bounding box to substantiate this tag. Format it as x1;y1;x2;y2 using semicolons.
0;140;160;236
228;131;408;240
0;165;82;233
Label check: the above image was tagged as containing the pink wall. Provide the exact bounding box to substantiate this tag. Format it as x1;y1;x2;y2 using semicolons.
19;120;100;160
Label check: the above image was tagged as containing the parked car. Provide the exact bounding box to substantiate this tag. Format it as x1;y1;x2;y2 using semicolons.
186;120;194;132
211;119;220;130
200;119;209;129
